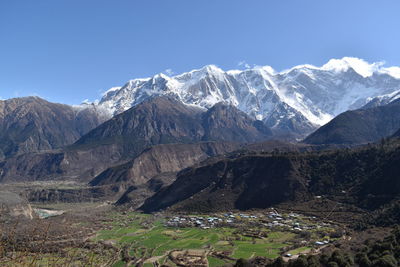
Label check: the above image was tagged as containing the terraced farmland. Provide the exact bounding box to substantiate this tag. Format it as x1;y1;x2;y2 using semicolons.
94;212;338;266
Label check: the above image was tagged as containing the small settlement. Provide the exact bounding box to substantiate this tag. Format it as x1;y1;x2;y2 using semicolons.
165;209;331;233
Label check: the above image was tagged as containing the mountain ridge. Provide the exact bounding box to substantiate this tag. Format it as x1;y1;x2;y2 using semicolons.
0;96;272;183
97;57;400;137
0;96;107;159
140;138;400;217
304;99;400;145
73;96;273;158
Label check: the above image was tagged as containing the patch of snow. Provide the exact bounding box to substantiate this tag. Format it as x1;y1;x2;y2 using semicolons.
102;86;122;96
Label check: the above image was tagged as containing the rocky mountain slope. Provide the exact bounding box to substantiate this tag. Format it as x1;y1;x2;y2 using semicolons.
140;138;400;218
74;96;272;158
0;96;271;183
140;154;310;213
114;140;330;208
0;97;107;159
304;99;400;145
90;142;239;187
0;144;125;183
98;57;400;137
90;142;240;206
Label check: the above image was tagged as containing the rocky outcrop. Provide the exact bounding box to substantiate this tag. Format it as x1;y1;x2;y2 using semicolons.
90;142;240;207
115;172;177;208
90;142;239;187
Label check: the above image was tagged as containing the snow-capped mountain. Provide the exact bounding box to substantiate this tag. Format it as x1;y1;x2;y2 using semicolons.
362;89;400;109
97;57;400;137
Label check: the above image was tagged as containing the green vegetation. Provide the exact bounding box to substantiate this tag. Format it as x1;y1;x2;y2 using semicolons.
112;260;126;267
286;246;311;255
208;256;227;267
0;207;341;266
235;227;400;267
94;212;336;266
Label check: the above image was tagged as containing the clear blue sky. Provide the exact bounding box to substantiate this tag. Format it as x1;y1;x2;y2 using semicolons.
1;0;400;104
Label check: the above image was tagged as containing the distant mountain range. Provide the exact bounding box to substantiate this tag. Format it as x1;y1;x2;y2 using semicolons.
97;57;400;137
2;57;400;160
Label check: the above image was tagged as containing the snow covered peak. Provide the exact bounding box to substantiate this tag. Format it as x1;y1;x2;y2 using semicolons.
102;86;122;97
321;57;383;77
96;57;400;138
153;73;171;80
201;64;224;73
281;64;320;74
256;65;276;75
280;57;400;80
174;64;224;77
363;89;400;108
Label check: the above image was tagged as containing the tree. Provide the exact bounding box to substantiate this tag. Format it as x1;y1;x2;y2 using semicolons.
271;257;286;267
372;255;398;267
355;252;371;267
234;258;254;267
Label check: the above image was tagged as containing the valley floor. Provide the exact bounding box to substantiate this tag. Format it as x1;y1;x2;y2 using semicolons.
1;197;349;267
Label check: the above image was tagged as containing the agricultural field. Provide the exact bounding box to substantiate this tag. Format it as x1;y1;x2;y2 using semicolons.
94;211;341;266
1;199;344;267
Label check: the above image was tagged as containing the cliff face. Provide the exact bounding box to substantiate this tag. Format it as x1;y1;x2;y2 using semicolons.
90;142;240;207
90;142;240;187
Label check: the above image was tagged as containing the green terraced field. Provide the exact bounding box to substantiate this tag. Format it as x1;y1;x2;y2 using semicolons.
94;212;320;266
286;246;312;255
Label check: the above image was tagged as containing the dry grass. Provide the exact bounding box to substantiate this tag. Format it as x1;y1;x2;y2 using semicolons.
0;204;120;267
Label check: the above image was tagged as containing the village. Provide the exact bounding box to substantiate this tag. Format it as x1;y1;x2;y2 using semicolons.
84;209;347;266
163;209;339;248
165;209;330;232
